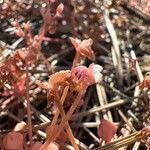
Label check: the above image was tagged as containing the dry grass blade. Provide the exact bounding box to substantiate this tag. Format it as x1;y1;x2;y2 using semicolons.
96;84;113;121
132;141;140;150
0;41;13;63
93;131;150;150
71;99;129;120
130;50;143;82
104;9;123;86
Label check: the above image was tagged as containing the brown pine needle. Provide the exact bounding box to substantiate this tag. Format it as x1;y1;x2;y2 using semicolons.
93;131;150;150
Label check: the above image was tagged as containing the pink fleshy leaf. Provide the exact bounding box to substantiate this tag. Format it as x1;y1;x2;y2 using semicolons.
71;64;103;87
3;132;24;150
71;66;87;81
98;119;117;143
70;37;95;61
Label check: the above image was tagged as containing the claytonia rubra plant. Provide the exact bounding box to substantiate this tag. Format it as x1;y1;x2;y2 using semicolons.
37;41;103;149
70;37;95;68
0;1;104;149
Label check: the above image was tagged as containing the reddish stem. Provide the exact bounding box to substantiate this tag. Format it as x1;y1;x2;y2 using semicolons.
72;53;80;69
40;88;86;150
26;65;33;146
